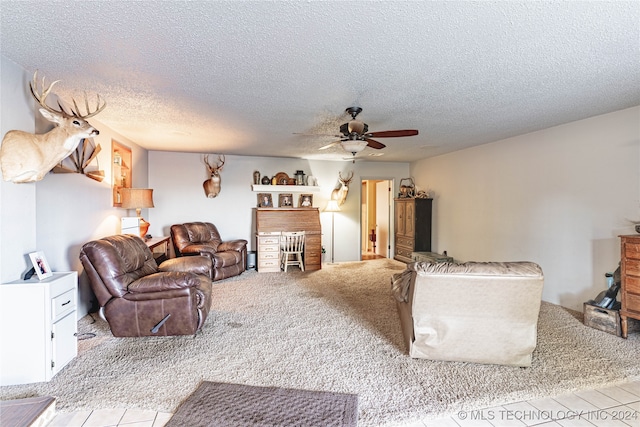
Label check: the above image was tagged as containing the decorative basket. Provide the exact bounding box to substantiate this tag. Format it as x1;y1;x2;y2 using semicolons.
399;178;415;198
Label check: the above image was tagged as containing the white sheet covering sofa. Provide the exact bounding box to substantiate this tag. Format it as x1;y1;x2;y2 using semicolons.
392;261;544;367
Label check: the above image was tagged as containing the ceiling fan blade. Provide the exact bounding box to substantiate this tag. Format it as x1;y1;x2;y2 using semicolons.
293;132;342;137
366;129;419;138
319;141;342;150
364;138;386;149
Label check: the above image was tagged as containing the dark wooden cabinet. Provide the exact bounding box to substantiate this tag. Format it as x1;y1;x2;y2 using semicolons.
620;234;640;338
394;198;432;263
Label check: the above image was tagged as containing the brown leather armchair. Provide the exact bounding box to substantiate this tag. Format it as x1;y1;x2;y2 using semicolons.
79;234;213;337
171;222;248;282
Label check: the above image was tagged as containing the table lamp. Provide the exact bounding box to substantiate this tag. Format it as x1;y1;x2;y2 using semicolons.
120;188;154;238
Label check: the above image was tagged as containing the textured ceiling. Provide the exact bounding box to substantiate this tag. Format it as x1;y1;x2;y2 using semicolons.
1;1;639;162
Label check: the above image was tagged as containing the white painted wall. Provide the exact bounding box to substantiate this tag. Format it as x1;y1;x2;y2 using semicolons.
148;152;409;262
0;57;36;283
411;106;640;311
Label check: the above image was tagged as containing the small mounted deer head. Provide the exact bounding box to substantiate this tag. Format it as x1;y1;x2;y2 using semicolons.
0;71;106;183
331;170;354;206
203;154;225;198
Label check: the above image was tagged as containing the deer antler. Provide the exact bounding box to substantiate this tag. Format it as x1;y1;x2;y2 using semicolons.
339;171;354;184
29;71;106;119
204;154;225;172
29;71;62;115
70;91;106;118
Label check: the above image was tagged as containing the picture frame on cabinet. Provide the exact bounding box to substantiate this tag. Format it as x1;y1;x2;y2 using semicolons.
299;194;313;207
279;193;293;207
29;251;52;280
258;193;273;207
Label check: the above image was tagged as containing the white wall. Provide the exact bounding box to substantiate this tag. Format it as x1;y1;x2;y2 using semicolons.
0;57;36;283
411;106;640;311
149;152;409;262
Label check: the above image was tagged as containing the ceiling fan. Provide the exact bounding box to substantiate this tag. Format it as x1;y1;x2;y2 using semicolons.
318;107;419;157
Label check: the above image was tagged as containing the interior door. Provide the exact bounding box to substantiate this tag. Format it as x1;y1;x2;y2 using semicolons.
375;181;390;257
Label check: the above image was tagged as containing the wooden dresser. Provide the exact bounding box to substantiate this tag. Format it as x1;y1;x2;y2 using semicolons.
620;234;640;338
255;208;322;272
394;198;432;263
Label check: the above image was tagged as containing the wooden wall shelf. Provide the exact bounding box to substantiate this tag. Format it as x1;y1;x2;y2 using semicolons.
251;185;320;193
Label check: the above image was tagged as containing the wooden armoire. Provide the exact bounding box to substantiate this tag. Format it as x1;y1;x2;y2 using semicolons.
394;198;432;263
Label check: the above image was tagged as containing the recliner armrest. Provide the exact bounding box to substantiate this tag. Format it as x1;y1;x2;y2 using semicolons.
128;271;203;293
218;239;248;252
159;256;213;278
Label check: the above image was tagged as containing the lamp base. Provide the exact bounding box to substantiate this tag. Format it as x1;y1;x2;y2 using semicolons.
139;217;150;238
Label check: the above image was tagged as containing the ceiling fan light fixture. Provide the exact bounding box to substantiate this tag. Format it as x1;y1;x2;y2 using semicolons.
341;140;367;153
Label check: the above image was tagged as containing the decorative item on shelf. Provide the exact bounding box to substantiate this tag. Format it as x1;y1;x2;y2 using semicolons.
274;172;289;185
253;171;261;185
279;193;293;207
299;194;313;207
399;177;416;198
324;200;341;264
271;176;277;185
261;176;271;185
295;170;306;185
415;190;433;199
120;188;154;238
288;178;296;185
306;175;317;186
257;193;273;207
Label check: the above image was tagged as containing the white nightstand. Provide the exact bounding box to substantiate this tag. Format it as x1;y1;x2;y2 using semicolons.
0;272;78;385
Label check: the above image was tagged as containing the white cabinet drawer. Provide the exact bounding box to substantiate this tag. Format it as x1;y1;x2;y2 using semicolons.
258;259;280;268
259;244;280;253
258;237;280;245
52;288;76;320
260;252;279;260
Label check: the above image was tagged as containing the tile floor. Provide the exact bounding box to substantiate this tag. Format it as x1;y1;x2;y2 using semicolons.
47;380;640;427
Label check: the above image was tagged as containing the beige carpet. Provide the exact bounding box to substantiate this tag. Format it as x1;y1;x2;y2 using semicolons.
1;259;639;427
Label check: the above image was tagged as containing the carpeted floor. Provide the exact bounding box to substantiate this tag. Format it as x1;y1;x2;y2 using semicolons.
1;258;639;427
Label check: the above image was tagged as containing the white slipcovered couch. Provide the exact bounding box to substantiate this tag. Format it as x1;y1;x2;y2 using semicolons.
392;261;544;367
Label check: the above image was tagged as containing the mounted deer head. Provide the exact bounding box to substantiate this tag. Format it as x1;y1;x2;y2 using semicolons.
0;71;106;183
331;170;354;206
203;154;225;198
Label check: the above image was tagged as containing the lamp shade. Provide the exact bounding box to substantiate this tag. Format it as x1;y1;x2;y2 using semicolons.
324;200;341;213
120;188;154;210
340;140;367;153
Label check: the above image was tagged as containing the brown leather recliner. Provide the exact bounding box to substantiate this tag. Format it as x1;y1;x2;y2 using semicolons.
79;234;213;337
171;222;248;282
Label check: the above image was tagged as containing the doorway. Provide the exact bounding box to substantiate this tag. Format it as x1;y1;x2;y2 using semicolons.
361;179;392;260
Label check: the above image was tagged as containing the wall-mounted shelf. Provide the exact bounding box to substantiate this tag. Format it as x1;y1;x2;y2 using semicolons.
112;140;132;207
251;185;320;193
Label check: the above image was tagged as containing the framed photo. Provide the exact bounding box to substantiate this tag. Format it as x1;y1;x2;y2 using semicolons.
279;193;293;207
257;193;273;207
29;251;52;280
299;194;313;207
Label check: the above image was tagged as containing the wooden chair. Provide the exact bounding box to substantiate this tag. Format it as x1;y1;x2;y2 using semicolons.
280;231;305;272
